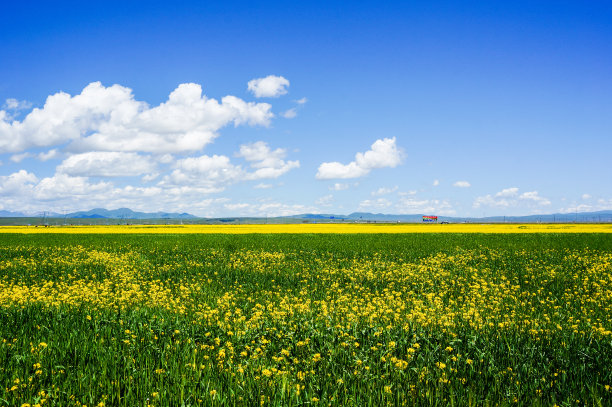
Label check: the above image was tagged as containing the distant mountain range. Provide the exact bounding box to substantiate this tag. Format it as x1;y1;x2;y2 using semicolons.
0;208;197;219
284;210;612;223
1;208;611;222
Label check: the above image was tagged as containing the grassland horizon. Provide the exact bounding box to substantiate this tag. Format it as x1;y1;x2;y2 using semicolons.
1;223;611;234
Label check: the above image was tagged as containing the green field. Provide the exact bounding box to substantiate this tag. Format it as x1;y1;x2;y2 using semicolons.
1;233;611;406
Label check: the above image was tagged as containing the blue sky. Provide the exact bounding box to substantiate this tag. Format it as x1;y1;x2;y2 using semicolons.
1;1;611;217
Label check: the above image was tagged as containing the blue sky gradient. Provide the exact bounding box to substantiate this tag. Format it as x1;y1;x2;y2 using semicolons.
1;1;611;216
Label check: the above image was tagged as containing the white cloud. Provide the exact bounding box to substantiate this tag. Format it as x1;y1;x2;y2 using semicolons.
223;201;315;217
433;179;439;187
315;194;334;206
10;152;33;163
247;75;290;98
237;141;300;179
582;193;591;200
33;173;112;201
254;183;273;189
358;198;392;211
398;190;417;197
57;152;157;177
519;191;551;206
330;183;350;191
560;199;612;214
0;81;273;154
371;186;398;196
141;173;159;182
281;108;297;119
495;187;519;197
38;149;61;161
453;181;471;188
316;137;402;179
396;198;456;215
295;97;308;105
0;170;38;196
163;154;242;192
4;98;32;111
474;188;551;209
162;142;298;192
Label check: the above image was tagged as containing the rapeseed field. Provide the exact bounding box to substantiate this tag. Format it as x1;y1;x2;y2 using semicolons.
0;230;611;406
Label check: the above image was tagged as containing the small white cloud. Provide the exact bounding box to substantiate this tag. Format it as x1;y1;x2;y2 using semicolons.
295;97;308;105
158;154;174;164
330;183;349;191
281;108;297;119
247;75;290;98
453;181;471;188
4;98;32;111
141;173;159;182
358;198;392;211
519;191;551;206
433;179;439;187
396;198;455;215
254;183;273;189
582;193;591;200
495;187;519;197
474;188;551;209
316;137;402;179
398;190;417;197
237;141;300;179
38;149;60;161
560;199;612;214
315;194;334;206
371;186;398;196
10;152;33;163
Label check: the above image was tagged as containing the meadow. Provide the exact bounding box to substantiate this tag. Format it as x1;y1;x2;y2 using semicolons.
0;227;611;406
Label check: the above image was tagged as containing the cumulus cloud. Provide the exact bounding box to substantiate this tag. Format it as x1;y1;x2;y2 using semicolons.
358;198;392;211
560;199;612;214
453;181;471;188
371;186;398;196
330;183;350;191
0;170;38;196
316;137;402;179
281;108;297;119
247;75;290;98
582;194;591;200
4;98;32;111
161;142;299;192
223;201;316;217
254;183;273;189
57;152;157;177
474;188;551;209
396;198;456;215
295;97;308;105
433;179;439;187
10;152;33;163
162;154;242;192
496;187;519;197
0;81;273;154
315;194;334;206
38;149;61;161
519;191;551;206
237;141;300;179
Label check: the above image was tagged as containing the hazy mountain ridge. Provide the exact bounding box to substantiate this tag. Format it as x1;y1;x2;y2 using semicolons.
1;208;611;222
